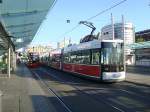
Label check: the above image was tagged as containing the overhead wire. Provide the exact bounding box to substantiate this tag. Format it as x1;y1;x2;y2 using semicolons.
58;24;80;38
86;0;127;21
58;0;128;40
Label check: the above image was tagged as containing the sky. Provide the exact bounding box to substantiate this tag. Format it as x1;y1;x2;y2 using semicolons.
31;0;150;48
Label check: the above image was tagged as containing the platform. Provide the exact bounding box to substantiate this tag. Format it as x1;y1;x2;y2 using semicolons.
0;64;58;112
126;66;150;86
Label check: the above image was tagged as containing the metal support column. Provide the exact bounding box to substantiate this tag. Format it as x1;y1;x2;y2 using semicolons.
122;15;126;72
7;47;11;78
12;51;16;72
111;13;114;40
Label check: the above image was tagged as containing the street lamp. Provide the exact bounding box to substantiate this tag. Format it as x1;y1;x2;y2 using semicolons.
66;19;70;23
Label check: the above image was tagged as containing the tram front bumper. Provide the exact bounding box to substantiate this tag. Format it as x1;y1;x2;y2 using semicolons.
102;71;125;82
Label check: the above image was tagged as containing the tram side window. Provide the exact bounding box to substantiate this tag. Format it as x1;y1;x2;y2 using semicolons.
46;57;48;61
56;55;61;62
76;51;82;64
64;53;70;63
51;56;55;62
70;52;77;63
48;56;50;61
92;50;99;64
64;54;67;63
91;49;100;65
81;50;91;64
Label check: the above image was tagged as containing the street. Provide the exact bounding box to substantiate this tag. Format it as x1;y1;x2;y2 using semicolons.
30;66;150;112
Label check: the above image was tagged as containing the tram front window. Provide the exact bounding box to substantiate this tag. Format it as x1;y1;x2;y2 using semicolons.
101;42;124;72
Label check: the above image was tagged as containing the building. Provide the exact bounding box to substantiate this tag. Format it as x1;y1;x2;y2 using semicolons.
135;29;150;66
27;45;53;56
136;29;150;42
101;22;135;65
57;38;71;49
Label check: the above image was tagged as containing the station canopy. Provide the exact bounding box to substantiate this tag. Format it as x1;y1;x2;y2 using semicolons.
126;41;150;49
0;0;56;50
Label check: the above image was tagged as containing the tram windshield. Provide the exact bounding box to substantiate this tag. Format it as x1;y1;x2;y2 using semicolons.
28;53;39;63
101;42;124;72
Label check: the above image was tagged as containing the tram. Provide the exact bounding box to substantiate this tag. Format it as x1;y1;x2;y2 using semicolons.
27;52;40;68
50;49;62;69
41;39;125;82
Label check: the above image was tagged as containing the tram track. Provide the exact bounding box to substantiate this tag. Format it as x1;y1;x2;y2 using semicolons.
37;67;148;112
31;68;127;112
41;66;150;101
39;66;150;112
110;81;150;100
31;70;73;112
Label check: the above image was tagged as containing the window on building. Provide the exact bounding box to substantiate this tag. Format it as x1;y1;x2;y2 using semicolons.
125;27;133;30
106;32;109;34
103;32;109;35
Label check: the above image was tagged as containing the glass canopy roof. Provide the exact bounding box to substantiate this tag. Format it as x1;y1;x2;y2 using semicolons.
126;41;150;49
0;0;56;49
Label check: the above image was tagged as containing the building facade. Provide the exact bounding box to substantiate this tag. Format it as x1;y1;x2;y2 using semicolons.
101;22;135;65
135;29;150;66
27;45;53;56
57;38;71;49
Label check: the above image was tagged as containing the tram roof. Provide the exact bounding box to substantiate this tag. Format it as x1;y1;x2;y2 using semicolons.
64;39;124;53
64;40;101;53
0;0;56;50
